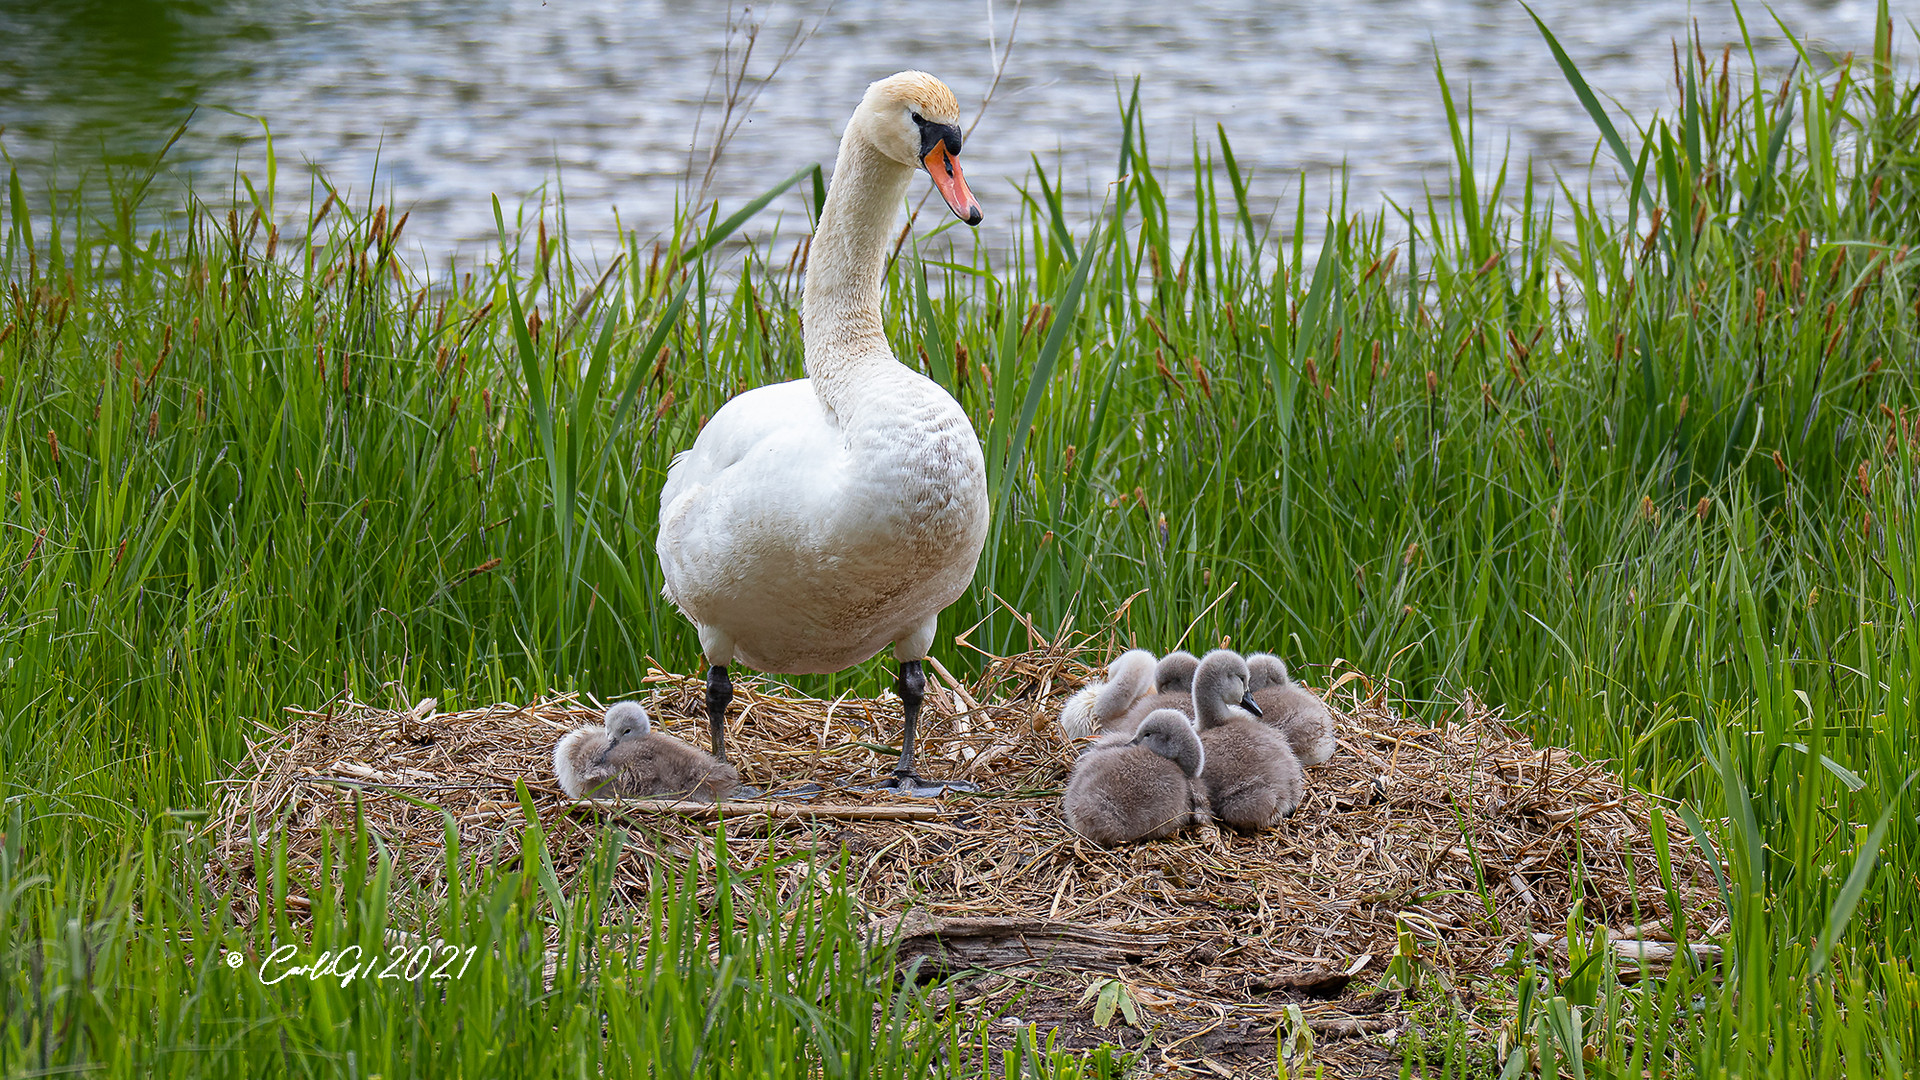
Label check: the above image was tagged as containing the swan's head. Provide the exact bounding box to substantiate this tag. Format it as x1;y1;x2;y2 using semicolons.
854;71;982;226
1245;652;1291;691
595;702;652;764
1154;650;1200;694
1193;649;1261;727
1132;708;1204;778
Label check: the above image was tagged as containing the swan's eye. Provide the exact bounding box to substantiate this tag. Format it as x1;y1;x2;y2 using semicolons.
914;114;964;162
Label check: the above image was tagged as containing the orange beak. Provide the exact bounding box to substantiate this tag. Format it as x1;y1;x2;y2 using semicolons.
923;143;982;226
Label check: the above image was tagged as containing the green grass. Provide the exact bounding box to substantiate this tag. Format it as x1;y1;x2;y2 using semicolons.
4;2;1920;1074
0;800;1119;1077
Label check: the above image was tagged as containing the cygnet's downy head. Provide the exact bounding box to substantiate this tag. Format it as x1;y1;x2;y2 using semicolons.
1192;649;1262;728
1131;709;1205;778
1154;650;1200;695
852;71;982;225
595;702;652;764
1245;652;1291;691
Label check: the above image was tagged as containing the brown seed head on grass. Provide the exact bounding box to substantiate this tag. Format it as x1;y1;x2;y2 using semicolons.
1189;357;1212;399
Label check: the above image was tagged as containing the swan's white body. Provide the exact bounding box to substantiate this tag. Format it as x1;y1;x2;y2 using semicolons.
657;72;988;675
657;374;986;672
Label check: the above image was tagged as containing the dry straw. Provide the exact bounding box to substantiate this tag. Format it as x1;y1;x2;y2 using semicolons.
211;641;1723;1073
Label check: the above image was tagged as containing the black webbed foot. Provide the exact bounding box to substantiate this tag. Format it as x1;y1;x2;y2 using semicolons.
756;782;825;800
854;770;980;799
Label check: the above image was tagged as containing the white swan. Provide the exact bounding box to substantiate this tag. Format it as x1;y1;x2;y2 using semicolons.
656;71;987;796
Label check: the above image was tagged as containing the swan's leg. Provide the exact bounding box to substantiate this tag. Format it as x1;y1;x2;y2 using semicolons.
705;665;734;762
699;662;805;799
888;660;926;781
881;659;981;797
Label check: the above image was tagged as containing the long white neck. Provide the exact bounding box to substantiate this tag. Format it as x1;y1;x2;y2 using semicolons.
802;130;913;397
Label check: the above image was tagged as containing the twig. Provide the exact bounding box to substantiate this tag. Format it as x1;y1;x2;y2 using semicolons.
683;4;828;228
581;798;942;822
889;0;1024;263
553;251;627;345
1169;580;1239;653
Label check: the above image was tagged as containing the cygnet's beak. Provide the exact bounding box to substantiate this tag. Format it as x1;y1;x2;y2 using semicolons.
1240;693;1263;717
923;142;982;226
593;734;621;766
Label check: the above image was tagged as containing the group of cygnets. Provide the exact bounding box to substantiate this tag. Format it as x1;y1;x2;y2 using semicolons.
547;647;1335;852
1058;649;1337;846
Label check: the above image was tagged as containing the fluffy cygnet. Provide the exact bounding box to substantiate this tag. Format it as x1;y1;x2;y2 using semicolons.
1245;652;1337;767
1191;650;1302;831
553;702;742;801
1057;649;1158;741
1063;709;1210;846
1109;649;1205;735
1154;650;1200;695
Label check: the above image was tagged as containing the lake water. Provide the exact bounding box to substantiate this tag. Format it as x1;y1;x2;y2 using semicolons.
0;0;1898;264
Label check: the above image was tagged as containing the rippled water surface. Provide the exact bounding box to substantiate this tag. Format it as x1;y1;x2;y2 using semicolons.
0;0;1901;259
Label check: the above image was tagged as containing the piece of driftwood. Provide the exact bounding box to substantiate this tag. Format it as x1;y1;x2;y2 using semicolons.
1246;966;1356;998
1532;933;1725;981
1304;1015;1397;1037
872;914;1171;977
577;798;943;823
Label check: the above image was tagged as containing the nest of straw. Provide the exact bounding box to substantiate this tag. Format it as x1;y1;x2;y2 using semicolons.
211;643;1723;1076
